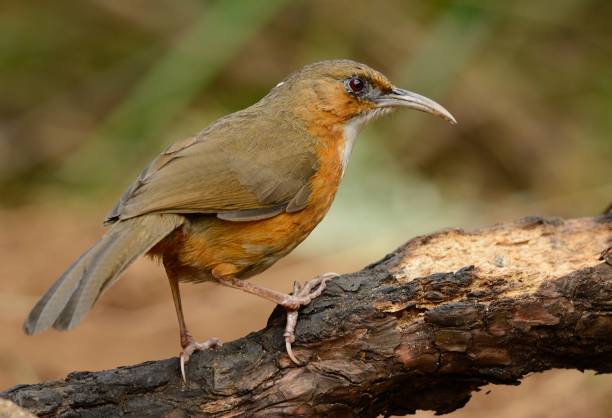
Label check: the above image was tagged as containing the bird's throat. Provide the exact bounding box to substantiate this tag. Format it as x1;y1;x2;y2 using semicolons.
340;108;392;176
340;118;361;176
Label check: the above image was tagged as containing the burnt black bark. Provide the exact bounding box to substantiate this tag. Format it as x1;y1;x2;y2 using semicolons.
2;215;612;417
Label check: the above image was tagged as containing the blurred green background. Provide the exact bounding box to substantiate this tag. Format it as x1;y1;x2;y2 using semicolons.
1;0;611;416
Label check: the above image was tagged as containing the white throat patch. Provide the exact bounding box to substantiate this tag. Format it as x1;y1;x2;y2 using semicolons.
340;108;391;176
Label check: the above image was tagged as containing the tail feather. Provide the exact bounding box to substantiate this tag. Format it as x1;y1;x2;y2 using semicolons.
24;214;183;335
52;230;127;331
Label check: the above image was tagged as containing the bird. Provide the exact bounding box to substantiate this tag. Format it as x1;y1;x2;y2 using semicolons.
23;60;455;381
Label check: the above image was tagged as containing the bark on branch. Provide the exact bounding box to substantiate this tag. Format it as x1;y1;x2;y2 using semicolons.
2;215;612;417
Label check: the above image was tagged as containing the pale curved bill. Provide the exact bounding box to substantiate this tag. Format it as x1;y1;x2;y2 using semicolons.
376;87;457;124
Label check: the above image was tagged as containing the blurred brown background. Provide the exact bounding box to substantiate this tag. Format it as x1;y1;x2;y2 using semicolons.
1;0;611;416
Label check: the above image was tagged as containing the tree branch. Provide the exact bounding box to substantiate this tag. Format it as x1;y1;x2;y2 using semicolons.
3;215;612;417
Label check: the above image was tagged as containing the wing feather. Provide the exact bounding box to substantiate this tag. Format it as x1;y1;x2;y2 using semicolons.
105;109;318;223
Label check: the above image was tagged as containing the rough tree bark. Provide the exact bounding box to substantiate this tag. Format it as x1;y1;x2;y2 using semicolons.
2;215;612;418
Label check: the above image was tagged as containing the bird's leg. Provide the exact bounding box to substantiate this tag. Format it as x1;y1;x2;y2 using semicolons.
213;266;337;364
167;274;221;382
213;268;335;309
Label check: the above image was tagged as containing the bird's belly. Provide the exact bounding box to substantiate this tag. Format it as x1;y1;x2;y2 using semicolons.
170;173;341;282
176;199;333;280
157;130;347;282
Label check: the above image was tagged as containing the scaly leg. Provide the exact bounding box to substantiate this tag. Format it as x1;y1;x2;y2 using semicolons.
167;274;222;382
215;271;338;364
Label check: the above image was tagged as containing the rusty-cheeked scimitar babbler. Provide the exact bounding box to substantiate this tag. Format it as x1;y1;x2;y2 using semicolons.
24;60;456;381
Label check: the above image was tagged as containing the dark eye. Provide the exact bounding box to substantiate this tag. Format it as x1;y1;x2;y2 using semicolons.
346;77;367;94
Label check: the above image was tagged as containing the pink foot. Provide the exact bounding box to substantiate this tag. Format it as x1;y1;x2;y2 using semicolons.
180;333;222;382
282;272;338;364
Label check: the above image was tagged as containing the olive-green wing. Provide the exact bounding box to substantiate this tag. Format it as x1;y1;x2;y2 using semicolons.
105;111;318;224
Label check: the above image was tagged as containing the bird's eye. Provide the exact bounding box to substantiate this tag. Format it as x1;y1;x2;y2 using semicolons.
346;77;367;95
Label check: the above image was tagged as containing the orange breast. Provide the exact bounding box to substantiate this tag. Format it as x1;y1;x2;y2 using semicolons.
168;125;347;281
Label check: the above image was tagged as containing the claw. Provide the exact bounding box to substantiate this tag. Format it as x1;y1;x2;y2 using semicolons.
180;352;188;383
179;336;222;382
286;339;301;365
284;309;300;364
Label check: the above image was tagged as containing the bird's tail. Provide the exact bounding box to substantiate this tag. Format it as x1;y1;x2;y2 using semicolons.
23;213;184;335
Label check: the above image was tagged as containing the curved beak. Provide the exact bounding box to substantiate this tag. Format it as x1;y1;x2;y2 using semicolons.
375;87;457;124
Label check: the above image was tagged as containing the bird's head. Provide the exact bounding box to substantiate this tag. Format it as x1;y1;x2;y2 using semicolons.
265;60;456;132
